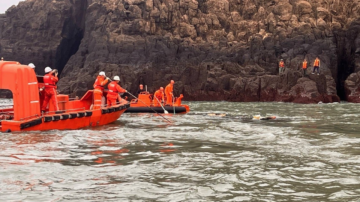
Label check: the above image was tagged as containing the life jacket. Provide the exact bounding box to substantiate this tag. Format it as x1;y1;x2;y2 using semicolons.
314;59;320;66
108;81;120;96
279;61;284;68
43;73;58;88
93;76;107;91
302;61;307;69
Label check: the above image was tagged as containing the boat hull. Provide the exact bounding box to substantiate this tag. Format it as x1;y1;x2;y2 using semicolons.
0;104;130;132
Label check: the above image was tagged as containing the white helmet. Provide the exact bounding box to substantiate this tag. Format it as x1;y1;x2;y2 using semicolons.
28;63;35;68
113;76;120;81
45;67;52;73
99;71;106;76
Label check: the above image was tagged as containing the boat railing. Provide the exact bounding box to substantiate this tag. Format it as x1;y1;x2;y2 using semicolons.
45;107;86;115
20;114;41;121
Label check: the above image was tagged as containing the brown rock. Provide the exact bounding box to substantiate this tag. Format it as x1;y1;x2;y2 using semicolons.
2;0;360;104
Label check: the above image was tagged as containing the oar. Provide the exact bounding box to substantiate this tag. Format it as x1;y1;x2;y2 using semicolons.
127;91;172;123
172;94;176;115
155;96;168;114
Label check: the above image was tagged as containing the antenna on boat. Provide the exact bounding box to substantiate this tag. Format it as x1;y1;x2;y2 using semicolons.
145;85;147;92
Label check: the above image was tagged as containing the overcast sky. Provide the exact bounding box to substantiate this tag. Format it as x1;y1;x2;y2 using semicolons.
0;0;23;13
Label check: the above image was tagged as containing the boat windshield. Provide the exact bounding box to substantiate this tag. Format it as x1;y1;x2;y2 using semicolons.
37;76;44;83
0;90;14;122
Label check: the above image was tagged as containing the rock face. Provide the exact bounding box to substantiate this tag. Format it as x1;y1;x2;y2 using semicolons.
0;0;87;74
344;19;360;102
1;0;360;103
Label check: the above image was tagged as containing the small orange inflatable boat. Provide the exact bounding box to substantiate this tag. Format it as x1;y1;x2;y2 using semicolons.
125;92;190;114
0;61;129;132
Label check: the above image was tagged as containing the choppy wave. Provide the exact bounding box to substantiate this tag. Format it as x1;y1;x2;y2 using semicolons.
0;102;360;201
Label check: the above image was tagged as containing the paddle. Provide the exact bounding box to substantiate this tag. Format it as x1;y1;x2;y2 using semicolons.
172;94;176;115
127;91;172;123
155;96;169;114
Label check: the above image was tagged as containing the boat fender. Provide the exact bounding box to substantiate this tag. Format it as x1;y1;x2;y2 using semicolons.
78;112;85;118
102;109;109;114
44;116;53;122
108;108;115;113
53;115;61;121
113;107;120;112
69;113;77;119
85;111;92;117
125;104;130;108
20;118;42;129
61;114;69;120
5;129;11;133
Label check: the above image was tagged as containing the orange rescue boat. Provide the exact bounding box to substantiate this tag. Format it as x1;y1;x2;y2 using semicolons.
0;61;129;132
125;92;190;114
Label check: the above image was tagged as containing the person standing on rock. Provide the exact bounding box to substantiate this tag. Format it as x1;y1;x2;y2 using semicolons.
302;59;308;77
41;67;59;113
93;71;110;109
312;57;320;75
107;76;127;107
279;59;285;74
165;80;175;105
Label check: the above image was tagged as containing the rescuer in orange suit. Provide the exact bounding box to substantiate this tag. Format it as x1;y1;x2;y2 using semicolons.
93;71;110;109
279;59;285;74
302;59;307;77
312;57;320;75
41;67;59;113
153;87;165;106
107;76;127;107
165;80;175;105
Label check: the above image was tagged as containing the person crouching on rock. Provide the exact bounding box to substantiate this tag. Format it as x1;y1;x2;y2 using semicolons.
153;87;165;106
107;76;127;107
41;67;59;113
312;57;320;75
93;71;110;109
302;59;308;77
279;59;285;74
165;80;175;105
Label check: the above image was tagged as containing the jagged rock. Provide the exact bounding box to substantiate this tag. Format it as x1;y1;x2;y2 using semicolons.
1;0;360;103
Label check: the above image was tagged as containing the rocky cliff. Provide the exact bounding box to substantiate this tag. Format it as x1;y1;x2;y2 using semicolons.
1;0;360;103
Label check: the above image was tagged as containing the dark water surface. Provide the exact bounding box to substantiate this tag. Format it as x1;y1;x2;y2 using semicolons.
1;102;360;201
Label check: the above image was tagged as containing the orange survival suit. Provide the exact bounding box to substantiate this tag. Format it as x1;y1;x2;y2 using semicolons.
303;61;307;69
93;76;109;109
107;81;126;106
279;61;284;68
153;90;165;106
165;83;173;105
41;72;59;112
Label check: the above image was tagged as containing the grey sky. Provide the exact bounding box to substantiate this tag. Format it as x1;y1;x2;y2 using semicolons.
0;0;24;14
